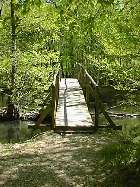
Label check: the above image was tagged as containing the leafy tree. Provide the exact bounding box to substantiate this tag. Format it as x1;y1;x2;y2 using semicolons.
0;0;140;113
0;0;59;112
55;0;140;90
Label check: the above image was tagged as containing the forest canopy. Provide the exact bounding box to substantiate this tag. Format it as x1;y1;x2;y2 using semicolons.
0;0;140;111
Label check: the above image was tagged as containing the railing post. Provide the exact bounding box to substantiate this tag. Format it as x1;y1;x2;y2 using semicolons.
51;84;56;129
56;73;59;107
76;63;117;129
76;63;81;80
34;66;60;128
85;75;87;100
95;87;99;128
51;71;60;130
85;79;91;105
96;87;116;129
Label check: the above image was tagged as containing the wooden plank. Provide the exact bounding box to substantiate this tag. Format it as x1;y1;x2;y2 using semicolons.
55;126;95;131
55;130;96;134
55;78;93;129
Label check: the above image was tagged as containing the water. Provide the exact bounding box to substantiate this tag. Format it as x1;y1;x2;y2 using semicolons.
0;94;44;144
0;120;36;143
0;94;139;143
98;114;140;130
0;117;139;144
109;105;140;115
0;94;38;143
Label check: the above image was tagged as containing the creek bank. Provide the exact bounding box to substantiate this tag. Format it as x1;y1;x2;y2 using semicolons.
90;111;140;120
107;112;140;119
1;107;139;123
0;107;52;123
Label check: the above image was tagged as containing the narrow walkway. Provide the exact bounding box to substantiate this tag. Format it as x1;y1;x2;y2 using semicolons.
55;78;94;132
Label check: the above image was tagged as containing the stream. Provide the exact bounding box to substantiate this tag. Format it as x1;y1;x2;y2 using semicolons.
0;94;139;143
0;120;35;143
0;113;139;144
0;94;37;143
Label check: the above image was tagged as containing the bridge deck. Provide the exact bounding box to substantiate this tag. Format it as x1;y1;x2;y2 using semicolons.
55;78;94;132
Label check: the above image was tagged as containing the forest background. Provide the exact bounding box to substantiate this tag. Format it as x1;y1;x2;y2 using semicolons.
0;0;139;112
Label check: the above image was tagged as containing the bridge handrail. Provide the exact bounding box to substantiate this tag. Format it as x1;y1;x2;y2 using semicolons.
51;67;60;129
35;64;60;128
75;63;117;129
76;63;98;88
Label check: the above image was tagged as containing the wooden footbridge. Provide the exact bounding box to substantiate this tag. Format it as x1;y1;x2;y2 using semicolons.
55;78;93;133
35;63;118;133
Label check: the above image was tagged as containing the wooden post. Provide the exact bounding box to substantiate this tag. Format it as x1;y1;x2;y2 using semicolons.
94;87;99;128
79;68;83;85
56;74;59;107
96;87;116;129
85;76;89;104
85;75;88;101
83;71;87;97
51;72;60;130
35;68;60;128
78;64;81;80
51;84;56;129
77;63;117;129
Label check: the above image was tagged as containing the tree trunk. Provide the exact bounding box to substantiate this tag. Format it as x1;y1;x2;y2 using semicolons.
0;0;3;16
6;0;19;120
11;0;16;92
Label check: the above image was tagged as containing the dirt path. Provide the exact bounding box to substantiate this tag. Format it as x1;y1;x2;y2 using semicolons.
0;130;125;187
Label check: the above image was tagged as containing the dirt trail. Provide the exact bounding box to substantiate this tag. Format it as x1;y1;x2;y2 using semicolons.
0;130;128;187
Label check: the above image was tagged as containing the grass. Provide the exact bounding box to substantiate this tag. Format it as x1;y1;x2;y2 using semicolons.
0;129;138;187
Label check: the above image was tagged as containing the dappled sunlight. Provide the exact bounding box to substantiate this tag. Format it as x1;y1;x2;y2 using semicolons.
0;130;119;186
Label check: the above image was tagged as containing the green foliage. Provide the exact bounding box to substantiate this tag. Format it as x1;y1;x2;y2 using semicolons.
0;58;11;88
122;122;140;162
86;57;140;90
0;0;140;110
98;140;134;167
0;1;59;110
98;0;114;5
97;121;140;175
56;0;140;93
